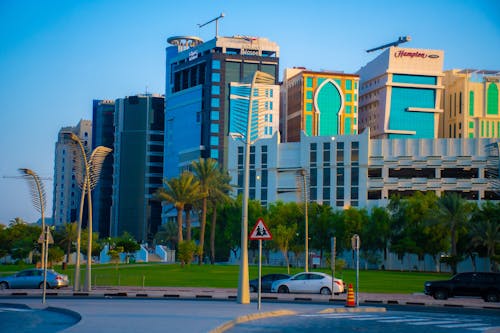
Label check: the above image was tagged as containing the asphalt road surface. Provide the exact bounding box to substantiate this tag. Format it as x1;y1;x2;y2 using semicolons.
226;306;500;333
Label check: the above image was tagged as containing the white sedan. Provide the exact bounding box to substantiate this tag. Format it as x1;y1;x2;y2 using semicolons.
271;272;345;295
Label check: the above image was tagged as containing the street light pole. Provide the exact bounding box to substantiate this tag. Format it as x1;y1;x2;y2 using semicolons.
303;171;309;272
19;168;46;270
66;133;90;291
65;132;111;292
233;71;275;304
297;169;309;272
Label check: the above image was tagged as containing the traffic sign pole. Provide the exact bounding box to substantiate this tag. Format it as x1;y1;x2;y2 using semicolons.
351;234;360;307
258;239;262;310
331;237;336;300
249;218;272;311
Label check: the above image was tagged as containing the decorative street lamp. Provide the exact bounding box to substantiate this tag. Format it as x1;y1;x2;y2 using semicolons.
231;70;275;304
64;132;111;291
297;169;309;272
18;168;47;270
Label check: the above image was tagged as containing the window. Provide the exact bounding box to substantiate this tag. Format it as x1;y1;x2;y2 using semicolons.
306;77;313;88
212;86;220;95
210;124;219;133
212;73;220;82
210;136;219;146
487;83;499;115
469;91;474;116
211;111;219;120
345;80;352;90
211;98;220;108
212;60;220;70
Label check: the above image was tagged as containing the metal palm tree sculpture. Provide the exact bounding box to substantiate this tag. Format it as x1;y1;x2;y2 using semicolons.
65;132;111;291
18;168;47;269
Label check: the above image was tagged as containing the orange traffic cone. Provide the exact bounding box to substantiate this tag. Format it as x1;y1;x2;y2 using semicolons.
345;283;356;307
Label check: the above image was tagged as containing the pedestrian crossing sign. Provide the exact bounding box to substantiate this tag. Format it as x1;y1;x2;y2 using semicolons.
249;218;272;240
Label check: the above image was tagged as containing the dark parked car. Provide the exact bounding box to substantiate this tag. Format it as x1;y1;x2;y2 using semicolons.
0;268;69;290
249;273;290;293
424;272;500;302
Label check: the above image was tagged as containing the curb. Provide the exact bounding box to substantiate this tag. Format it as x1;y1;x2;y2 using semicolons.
210;306;388;333
1;290;499;310
209;310;297;333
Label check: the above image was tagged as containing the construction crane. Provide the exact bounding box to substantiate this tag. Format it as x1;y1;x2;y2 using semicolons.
198;13;225;37
366;36;411;53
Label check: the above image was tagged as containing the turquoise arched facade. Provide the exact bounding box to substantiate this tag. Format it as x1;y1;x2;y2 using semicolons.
314;80;343;136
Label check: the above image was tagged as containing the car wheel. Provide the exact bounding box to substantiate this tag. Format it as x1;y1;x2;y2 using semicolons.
485;292;499;303
278;285;289;293
38;282;49;289
433;289;448;300
0;282;8;290
320;287;332;295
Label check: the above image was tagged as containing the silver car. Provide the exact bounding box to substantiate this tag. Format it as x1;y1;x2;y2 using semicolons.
0;268;69;289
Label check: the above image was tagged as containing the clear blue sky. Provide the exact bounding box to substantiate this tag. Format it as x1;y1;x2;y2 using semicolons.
0;0;499;225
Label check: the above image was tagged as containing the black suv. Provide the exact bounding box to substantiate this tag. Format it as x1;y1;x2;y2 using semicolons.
424;272;500;302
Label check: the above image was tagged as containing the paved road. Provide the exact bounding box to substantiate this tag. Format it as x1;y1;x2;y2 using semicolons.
1;288;499;332
226;306;500;333
0;298;342;333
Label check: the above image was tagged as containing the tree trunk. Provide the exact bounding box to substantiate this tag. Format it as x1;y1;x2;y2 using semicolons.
198;198;207;265
185;208;191;242
177;209;183;244
66;239;71;264
210;205;217;264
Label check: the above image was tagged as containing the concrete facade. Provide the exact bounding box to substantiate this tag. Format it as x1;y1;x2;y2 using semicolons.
441;69;500;139
52;119;92;227
227;130;500;209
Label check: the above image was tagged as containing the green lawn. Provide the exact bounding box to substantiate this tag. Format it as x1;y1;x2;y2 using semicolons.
0;262;450;294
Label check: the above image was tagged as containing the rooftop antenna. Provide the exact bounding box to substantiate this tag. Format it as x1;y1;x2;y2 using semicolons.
366;36;411;53
198;13;225;38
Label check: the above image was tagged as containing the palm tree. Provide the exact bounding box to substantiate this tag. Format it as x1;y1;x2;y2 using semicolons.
471;201;500;272
208;169;233;264
60;222;78;265
191;158;219;264
436;193;473;274
156;172;201;245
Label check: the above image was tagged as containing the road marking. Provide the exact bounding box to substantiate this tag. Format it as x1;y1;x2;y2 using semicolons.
409;320;460;326
299;312;498;332
438;323;490;329
468;326;500;332
0;307;33;312
377;318;429;323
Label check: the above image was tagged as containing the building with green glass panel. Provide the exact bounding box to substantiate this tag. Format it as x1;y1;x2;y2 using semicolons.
110;94;165;243
281;68;359;142
442;69;500;139
357;47;444;139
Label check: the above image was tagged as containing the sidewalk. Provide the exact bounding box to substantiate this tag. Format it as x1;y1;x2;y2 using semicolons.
1;286;498;310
